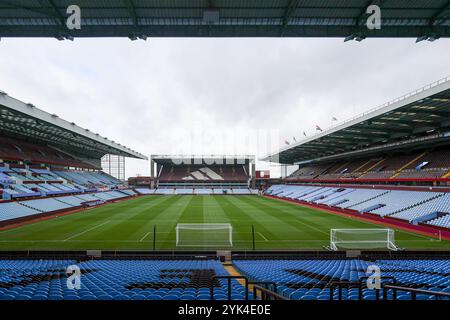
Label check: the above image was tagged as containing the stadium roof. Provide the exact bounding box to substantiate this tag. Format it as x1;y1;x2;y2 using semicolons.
263;76;450;165
0;92;147;160
152;155;255;165
0;0;449;39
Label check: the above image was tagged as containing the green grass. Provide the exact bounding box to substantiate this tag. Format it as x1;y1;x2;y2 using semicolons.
0;195;448;251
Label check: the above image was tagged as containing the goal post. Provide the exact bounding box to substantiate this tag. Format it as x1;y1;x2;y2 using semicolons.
175;223;233;247
330;228;399;251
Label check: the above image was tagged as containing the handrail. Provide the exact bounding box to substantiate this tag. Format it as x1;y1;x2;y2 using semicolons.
210;276;249;301
329;281;360;301
330;276;397;301
252;284;288;300
249;281;278;299
359;276;397;300
329;278;450;301
383;284;450;300
248;281;278;292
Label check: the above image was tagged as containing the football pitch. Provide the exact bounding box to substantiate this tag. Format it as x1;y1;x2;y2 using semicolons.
0;195;448;251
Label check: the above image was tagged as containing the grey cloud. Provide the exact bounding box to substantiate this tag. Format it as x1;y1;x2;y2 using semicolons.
0;38;449;178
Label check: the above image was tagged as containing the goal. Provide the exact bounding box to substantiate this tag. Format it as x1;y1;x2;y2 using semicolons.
330;228;399;251
175;223;233;247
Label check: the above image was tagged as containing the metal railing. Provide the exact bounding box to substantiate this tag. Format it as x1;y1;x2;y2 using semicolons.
330;277;396;301
382;285;450;301
210;275;249;300
252;284;288;300
209;277;287;301
330;276;450;301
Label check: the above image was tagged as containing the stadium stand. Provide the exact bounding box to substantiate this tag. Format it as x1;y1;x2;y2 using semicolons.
159;164;248;183
427;214;450;229
153;157;251;184
265;184;450;229
0;137;98;169
233;258;450;300
0;256;448;300
0;202;41;222
150;156;256;194
0;190;136;224
19;198;74;213
0;259;251;301
0;160;126;198
283;147;450;182
135;188;156;195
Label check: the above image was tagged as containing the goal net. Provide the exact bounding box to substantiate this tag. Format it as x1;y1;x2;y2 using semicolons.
330;228;398;251
175;223;233;247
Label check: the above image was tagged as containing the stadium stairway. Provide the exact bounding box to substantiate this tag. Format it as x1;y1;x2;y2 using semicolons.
390;151;428;179
0;256;449;300
351;160;373;176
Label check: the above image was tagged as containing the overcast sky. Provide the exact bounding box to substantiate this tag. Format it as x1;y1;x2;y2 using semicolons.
1;38;449;178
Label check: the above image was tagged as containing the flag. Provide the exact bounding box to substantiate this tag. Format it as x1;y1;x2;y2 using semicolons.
285;140;290;145
293;136;296;142
303;131;307;137
332;116;338;121
315;125;323;132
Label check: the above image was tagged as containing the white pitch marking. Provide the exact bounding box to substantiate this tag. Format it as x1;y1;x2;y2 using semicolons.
257;232;269;242
63;221;110;242
139;231;152;242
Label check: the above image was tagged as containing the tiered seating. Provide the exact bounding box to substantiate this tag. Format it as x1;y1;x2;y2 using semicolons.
154;189;175;195
1;165;121;200
351;191;438;216
0;190;134;223
55;196;87;206
135;188;156;195
389;194;450;222
19;198;73;212
0;202;41;221
234;259;450;300
3;184;41;198
232;189;252;195
120;189;137;196
0;136;97;169
175;188;194;195
265;184;450;229
195;188;214;195
396;148;450;179
328;189;387;208
284;147;450;181
427;214;450;229
0;257;448;300
54;170;122;188
214;189;233;194
159;164;248;182
91;191;128;201
362;154;419;179
0;259;249;300
286;163;332;180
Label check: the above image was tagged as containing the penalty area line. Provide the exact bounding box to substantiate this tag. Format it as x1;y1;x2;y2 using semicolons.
257;232;269;242
140;231;152;242
63;221;110;242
